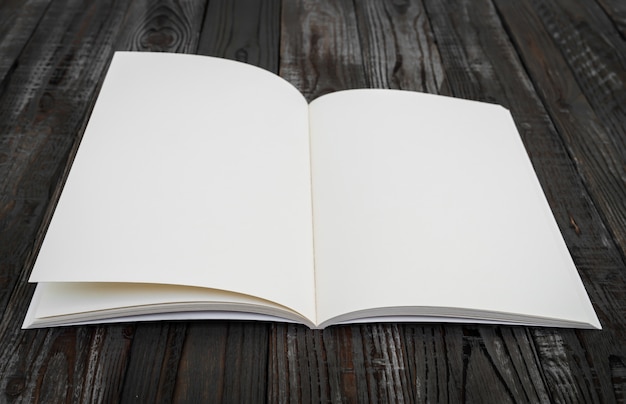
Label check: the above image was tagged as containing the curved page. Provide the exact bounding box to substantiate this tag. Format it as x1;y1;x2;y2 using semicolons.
30;52;316;322
24;283;314;328
309;89;600;329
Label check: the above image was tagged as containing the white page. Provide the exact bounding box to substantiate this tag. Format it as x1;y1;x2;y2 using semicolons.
309;90;600;328
32;283;303;319
30;52;316;322
23;282;313;328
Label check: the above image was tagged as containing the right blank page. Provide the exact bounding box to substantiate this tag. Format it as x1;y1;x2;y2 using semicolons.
309;90;600;328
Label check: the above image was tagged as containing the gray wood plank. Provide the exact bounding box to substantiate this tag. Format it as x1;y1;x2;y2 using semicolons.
114;0;206;53
197;0;280;72
0;2;135;402
0;0;52;89
595;0;626;38
172;322;269;402
269;323;415;403
120;323;187;402
496;0;626;260
0;1;623;402
272;1;416;401
354;0;446;93
426;0;626;402
355;1;556;402
279;0;366;102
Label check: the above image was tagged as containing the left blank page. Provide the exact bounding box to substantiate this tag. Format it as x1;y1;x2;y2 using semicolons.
29;52;316;322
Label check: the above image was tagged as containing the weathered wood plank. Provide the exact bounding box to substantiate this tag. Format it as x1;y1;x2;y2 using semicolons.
354;1;561;402
0;0;52;89
1;1;623;402
492;0;626;326
172;322;269;402
0;0;137;399
488;11;626;402
274;0;578;401
425;0;626;402
197;0;280;72
274;1;418;401
269;324;415;403
353;0;446;93
114;0;206;53
279;0;366;101
4;326;133;402
401;325;464;402
119;323;187;402
495;0;626;260
404;325;552;403
595;0;626;39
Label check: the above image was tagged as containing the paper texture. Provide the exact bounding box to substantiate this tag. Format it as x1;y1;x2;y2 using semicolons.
29;52;317;322
309;89;600;329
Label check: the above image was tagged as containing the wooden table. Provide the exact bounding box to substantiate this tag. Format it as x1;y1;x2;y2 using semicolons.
1;0;624;402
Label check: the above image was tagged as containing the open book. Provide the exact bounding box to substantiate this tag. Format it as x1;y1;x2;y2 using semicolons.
23;52;601;329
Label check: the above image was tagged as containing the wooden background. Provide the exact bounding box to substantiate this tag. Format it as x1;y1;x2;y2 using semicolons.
1;0;625;402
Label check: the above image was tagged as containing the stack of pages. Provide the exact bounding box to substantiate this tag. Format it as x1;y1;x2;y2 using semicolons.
23;52;601;329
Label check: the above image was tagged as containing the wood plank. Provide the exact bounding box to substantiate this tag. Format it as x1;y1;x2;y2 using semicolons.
353;1;561;401
353;0;446;93
0;0;129;319
279;0;366;102
425;0;626;402
114;0;206;53
491;0;626;324
0;1;135;400
273;1;417;401
405;325;552;402
172;322;269;402
401;325;464;402
595;0;626;38
274;0;575;401
269;324;415;402
0;0;52;88
495;0;626;260
197;0;280;72
1;1;623;402
119;323;187;402
4;326;133;402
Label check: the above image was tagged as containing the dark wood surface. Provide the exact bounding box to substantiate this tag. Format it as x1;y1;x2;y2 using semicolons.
1;0;624;402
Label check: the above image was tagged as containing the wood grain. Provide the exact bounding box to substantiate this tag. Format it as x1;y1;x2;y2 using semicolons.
353;0;446;93
495;0;626;261
280;0;366;101
0;1;134;401
0;0;128;314
596;0;626;39
0;0;624;402
425;0;626;402
197;0;280;72
119;323;186;402
273;2;419;401
171;322;269;402
0;0;52;87
115;0;206;53
275;0;555;402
